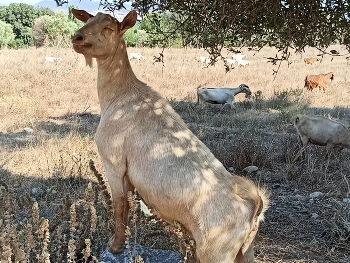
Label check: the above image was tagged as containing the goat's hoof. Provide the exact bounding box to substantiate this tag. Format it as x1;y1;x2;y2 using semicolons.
108;236;124;254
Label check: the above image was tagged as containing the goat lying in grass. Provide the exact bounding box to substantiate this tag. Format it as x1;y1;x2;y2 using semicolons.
197;84;252;109
71;9;269;263
294;114;350;151
304;72;334;92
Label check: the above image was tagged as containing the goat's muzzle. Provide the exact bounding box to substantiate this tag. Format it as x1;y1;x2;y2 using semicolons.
72;33;91;53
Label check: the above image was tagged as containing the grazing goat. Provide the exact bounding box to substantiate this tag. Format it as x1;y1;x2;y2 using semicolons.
304;72;334;92
294;114;350;151
45;56;62;62
236;59;250;67
129;52;145;62
233;54;249;67
197;84;252;108
72;8;269;263
233;54;247;60
224;58;236;67
197;56;212;65
304;57;319;65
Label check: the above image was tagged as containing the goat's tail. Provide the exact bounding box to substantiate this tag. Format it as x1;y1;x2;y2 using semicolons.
256;186;270;222
294;114;303;127
232;176;270;223
196;84;204;104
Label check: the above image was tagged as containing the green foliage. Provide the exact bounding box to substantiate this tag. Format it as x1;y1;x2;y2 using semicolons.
123;24;138;47
0;3;53;48
92;0;350;60
139;12;182;48
269;88;306;124
0;20;15;48
33;11;82;47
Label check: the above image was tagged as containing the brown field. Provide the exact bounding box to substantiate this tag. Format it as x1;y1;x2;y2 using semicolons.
0;44;350;262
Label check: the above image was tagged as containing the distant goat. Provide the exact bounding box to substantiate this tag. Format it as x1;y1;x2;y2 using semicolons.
72;8;269;263
304;58;319;65
294;114;350;151
197;56;211;65
224;58;236;67
233;54;250;67
45;56;62;62
233;54;247;60
304;72;334;92
129;52;145;62
197;84;252;108
236;59;250;67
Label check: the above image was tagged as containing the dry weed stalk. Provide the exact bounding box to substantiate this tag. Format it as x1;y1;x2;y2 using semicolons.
68;203;77;262
166;221;196;262
89;159;113;214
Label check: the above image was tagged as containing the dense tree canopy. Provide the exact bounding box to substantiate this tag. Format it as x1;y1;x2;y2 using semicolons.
54;0;350;60
0;3;53;47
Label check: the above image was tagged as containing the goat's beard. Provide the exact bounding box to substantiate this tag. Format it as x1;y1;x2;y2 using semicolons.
83;54;93;68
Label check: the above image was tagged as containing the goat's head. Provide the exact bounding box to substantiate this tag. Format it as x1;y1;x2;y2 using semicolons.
239;84;252;97
328;72;334;81
71;9;137;67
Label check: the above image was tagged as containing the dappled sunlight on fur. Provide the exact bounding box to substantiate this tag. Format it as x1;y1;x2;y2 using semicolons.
71;8;269;263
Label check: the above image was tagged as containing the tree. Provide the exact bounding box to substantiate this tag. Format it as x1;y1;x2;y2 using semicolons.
54;0;350;61
0;3;53;48
0;20;15;48
33;11;82;47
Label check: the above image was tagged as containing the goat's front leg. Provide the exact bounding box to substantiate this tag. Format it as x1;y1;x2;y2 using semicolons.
101;158;129;254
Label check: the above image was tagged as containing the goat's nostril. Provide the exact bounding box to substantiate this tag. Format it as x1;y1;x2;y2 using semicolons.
73;34;84;42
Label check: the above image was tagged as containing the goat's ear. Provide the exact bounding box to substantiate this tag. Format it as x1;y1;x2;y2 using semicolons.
120;10;137;34
71;8;93;23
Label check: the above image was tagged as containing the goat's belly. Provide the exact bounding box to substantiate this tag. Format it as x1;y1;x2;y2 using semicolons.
309;139;327;146
206;100;225;104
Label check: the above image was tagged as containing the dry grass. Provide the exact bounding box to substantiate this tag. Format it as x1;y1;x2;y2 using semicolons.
0;44;350;262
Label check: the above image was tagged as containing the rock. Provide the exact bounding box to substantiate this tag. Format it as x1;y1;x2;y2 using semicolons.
309;191;324;199
343;198;350;203
311;213;319;219
23;127;34;133
272;183;281;189
242;166;259;174
31;187;44;199
99;242;183;263
139;200;153;217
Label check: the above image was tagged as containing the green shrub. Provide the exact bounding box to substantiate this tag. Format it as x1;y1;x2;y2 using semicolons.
0;20;15;48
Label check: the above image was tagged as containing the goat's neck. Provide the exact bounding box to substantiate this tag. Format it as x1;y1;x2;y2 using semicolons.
232;87;241;95
95;41;137;113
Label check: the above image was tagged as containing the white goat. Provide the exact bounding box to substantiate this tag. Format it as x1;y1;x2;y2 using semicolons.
72;8;269;263
197;56;211;65
294;114;350;151
237;59;250;67
129;52;145;62
233;54;247;60
197;84;252;108
45;56;62;62
224;58;236;67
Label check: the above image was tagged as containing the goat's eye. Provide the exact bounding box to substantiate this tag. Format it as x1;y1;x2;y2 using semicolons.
104;27;114;32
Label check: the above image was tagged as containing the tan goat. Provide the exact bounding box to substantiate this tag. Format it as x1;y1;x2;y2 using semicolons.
71;8;269;263
304;57;319;65
304;72;334;92
294;114;350;151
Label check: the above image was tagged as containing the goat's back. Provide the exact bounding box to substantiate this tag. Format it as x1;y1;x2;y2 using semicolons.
294;114;350;147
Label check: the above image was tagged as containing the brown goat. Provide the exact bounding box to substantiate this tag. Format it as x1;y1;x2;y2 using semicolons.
304;72;334;92
71;9;269;263
304;57;319;65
